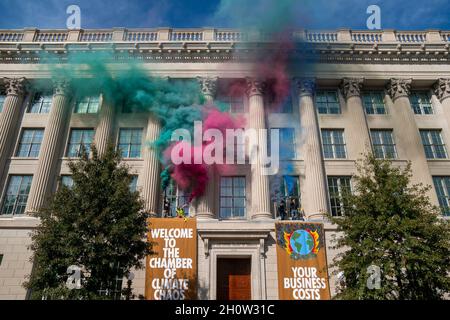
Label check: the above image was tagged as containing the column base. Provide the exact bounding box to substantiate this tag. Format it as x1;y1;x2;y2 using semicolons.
306;212;328;221
148;212;158;218
196;212;215;219
251;212;273;220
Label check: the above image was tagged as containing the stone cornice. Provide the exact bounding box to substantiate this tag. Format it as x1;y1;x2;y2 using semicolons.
0;28;449;64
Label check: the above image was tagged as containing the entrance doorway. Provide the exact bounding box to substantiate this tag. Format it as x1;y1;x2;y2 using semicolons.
216;257;251;300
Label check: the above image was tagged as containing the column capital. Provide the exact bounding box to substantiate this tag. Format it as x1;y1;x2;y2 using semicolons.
52;78;71;96
387;78;412;101
294;77;316;96
434;78;450;102
340;78;364;99
198;76;218;98
3;77;27;96
246;77;266;97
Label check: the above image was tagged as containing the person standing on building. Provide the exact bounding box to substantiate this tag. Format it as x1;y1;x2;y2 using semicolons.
163;197;171;217
289;197;299;220
278;199;287;220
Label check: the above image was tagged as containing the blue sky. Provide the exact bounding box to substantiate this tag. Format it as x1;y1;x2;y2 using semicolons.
0;0;449;30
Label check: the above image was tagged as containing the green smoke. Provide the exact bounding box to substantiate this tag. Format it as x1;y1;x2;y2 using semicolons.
37;50;206;187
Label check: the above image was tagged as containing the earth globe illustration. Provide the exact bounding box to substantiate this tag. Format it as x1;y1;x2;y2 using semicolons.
290;230;314;255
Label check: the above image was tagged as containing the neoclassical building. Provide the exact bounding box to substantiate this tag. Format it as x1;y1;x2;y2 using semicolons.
0;28;450;299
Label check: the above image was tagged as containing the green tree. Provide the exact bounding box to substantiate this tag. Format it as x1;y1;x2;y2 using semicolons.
24;145;152;299
332;153;450;300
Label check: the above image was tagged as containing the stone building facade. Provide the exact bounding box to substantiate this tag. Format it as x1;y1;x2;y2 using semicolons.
0;28;449;299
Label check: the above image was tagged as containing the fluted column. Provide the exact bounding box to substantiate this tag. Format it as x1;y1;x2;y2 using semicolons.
0;78;27;183
340;78;371;155
141;116;161;217
296;78;329;220
247;78;272;220
387;78;438;204
94;94;115;156
195;77;218;219
26;79;72;213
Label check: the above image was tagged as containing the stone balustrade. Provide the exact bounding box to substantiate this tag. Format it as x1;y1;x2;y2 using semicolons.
0;28;448;45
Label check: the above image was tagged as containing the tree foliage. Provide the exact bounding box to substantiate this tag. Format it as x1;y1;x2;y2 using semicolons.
24;145;152;299
332;153;450;300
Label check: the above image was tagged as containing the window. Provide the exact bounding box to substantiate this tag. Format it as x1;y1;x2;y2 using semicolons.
60;176;74;188
0;95;5;112
270;128;296;160
315;90;340;114
217;94;246;113
129;175;138;192
16;129;44;158
162;179;190;217
410;91;433;115
1;175;33;215
433;177;450;216
328;176;351;217
74;95;100;113
270;91;293;113
117;129;143;158
29;93;52;113
220;176;246;219
371;130;397;159
362;91;386;114
321;129;346;159
272;175;301;203
97;262;124;300
66;129;94;157
0;254;3;266
420;130;447;159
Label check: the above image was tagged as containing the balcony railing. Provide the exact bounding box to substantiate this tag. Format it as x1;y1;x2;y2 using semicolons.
0;28;448;45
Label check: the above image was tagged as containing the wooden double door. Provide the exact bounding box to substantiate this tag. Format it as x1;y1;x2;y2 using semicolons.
216;258;251;300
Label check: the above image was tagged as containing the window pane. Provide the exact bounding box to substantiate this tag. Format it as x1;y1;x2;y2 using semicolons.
219;176;246;219
61;176;74;188
0;95;5;112
1;175;33;215
67;129;94;157
410;92;433;115
327;176;351;216
16;129;44;158
322;129;346;159
433;177;450;216
420;130;447;159
371;130;397;159
117;129;142;158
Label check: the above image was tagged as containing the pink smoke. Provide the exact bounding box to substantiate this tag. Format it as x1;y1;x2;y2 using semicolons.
163;107;245;203
255;33;293;112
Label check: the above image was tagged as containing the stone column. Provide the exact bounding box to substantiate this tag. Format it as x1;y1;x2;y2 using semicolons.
247;78;272;220
94;94;115;156
387;78;438;204
195;77;218;219
340;78;371;155
296;78;329;220
0;78;27;182
141;116;162;217
26;79;72;213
